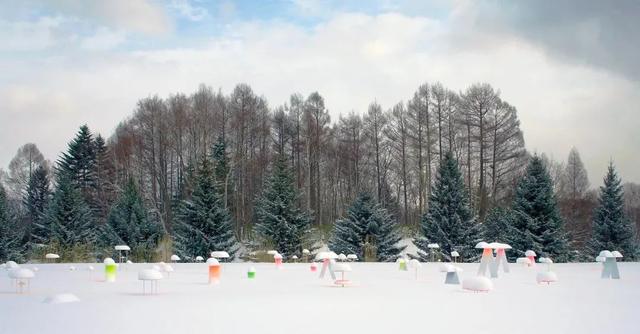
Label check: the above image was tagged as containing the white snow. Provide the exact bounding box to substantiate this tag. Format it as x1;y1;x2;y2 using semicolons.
103;258;115;265
206;258;219;266
450;251;460;258
170;255;180;262
115;245;130;251
45;253;60;259
195;256;204;262
42;293;80;304
516;257;532;265
5;260;19;269
1;263;639;334
461;276;493;292
611;251;623;258
347;254;358;260
475;241;490;249
599;250;614;258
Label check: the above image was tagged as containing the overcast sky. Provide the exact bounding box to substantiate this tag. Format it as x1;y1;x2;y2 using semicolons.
1;0;639;184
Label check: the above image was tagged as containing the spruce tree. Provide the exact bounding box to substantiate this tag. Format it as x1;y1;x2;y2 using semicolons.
511;156;571;261
254;155;314;256
587;163;638;260
93;135;116;222
483;207;517;245
106;179;162;261
0;185;23;262
57;125;97;206
330;192;404;261
45;174;95;249
174;155;238;260
414;152;481;262
24;165;51;248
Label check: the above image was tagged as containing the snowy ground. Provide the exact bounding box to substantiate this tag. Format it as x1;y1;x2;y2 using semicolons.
1;262;639;334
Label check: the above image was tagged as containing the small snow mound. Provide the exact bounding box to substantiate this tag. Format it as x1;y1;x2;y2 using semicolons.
338;253;347;261
462;276;493;292
211;251;230;259
45;253;60;259
516;257;532;265
69;266;76;271
595;256;605;262
451;251;460;257
536;271;558;284
43;293;80;304
170;254;180;261
539;257;553;264
195;256;204;262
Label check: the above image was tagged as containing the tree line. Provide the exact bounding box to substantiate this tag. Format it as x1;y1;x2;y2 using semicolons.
0;82;638;262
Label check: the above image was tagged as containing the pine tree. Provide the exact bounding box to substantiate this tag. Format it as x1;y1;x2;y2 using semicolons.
0;185;23;262
24;165;51;248
330;192;404;261
414;152;481;262
45;174;95;250
174;155;239;260
587;163;638;260
57;125;97;207
511;156;571;261
254;155;314;256
483;207;517;245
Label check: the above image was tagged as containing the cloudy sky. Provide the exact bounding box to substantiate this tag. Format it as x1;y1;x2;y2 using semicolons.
1;0;639;184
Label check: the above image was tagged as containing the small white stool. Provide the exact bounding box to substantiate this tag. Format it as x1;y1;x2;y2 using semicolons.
138;269;163;295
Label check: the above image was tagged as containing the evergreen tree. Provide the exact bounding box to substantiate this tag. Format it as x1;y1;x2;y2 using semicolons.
483;207;517;245
212;136;234;210
106;179;162;261
57;125;97;206
330;192;404;261
24;165;51;248
414;152;481;262
0;185;23;262
93;135;117;222
174;155;238;260
587;163;638;259
45;174;95;249
254;155;314;256
511;156;571;261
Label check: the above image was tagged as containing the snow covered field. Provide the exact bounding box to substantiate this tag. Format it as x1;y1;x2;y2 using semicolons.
1;262;639;334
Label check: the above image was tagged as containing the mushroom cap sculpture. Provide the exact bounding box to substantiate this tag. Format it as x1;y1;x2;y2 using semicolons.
291;255;299;260
195;256;204;262
5;261;19;269
338;253;347;261
211;251;230;259
611;251;623;258
302;249;310;255
525;250;537;257
138;269;163;280
267;250;278;255
475;241;490;249
45;253;60;259
114;245;130;251
170;254;181;262
599;250;614;258
206;258;220;266
595;256;605;262
451;251;460;257
8;268;35;279
347;254;358;261
539;257;553;264
315;251;339;260
427;243;440;249
274;253;283;260
489;242;512;249
516;257;532;265
104;258;116;265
